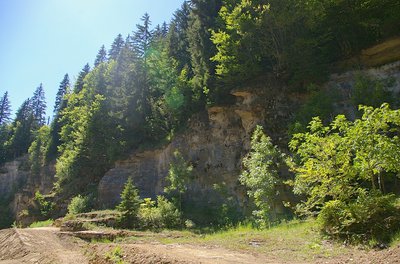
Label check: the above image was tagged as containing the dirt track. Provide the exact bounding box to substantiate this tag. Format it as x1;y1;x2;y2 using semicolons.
0;227;87;264
1;227;400;263
0;228;271;264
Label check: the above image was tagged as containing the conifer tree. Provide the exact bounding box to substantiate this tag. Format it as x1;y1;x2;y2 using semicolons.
54;74;70;115
168;1;192;72
74;63;90;93
8;99;34;157
94;45;107;67
108;34;125;60
188;0;222;105
47;74;70;159
0;91;11;125
117;178;141;228
132;13;153;59
31;83;46;127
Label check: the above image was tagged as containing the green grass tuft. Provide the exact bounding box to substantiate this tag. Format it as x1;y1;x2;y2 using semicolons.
29;219;54;228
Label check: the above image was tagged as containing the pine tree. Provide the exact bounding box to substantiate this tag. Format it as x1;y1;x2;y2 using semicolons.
54;74;70;115
8;98;34;157
153;22;168;40
94;45;107;67
108;34;125;60
116;177;141;228
74;63;90;93
0;91;11;125
167;1;192;72
188;0;222;105
132;13;153;59
31;84;46;127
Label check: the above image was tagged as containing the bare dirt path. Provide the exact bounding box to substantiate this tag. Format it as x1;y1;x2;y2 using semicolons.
89;242;278;264
1;227;400;263
0;227;88;264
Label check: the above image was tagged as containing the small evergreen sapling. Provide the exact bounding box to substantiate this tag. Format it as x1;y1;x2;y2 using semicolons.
117;177;141;228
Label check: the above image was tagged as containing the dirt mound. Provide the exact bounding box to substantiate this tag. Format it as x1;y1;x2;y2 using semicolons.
0;227;87;264
0;229;30;260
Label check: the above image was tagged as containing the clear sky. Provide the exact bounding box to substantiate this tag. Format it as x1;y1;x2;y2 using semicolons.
0;0;185;117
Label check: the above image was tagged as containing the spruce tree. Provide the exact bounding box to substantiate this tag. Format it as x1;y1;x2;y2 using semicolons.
188;0;222;105
53;74;70;115
167;1;192;72
9;98;34;157
108;34;125;60
117;177;141;228
0;91;11;125
94;45;107;67
74;63;90;93
31;83;46;127
132;13;153;59
48;74;70;159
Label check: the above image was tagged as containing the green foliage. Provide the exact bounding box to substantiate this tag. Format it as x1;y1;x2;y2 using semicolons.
318;193;400;244
352;74;396;109
116;178;141;229
212;0;400;88
289;104;400;242
104;246;125;264
289;85;339;134
165;150;193;195
188;0;222;105
164;150;193;211
28;126;50;177
34;191;54;217
0;91;12;126
138;196;182;230
240;125;283;227
29;219;54;228
67;195;90;215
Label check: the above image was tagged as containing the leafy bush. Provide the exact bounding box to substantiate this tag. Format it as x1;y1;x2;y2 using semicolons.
138;196;182;230
34;191;54;217
240;125;284;227
156;196;182;228
105;246;125;264
67;195;90;215
318;193;400;244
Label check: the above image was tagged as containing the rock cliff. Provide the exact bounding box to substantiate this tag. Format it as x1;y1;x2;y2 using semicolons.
98;76;293;218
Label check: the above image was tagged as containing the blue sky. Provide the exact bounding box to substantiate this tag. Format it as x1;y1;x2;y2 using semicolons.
0;0;185;117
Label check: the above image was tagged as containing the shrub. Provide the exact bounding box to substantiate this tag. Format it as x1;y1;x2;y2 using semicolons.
138;198;162;230
318;193;400;244
34;191;54;217
67;195;90;215
138;196;182;230
105;246;125;264
156;196;182;228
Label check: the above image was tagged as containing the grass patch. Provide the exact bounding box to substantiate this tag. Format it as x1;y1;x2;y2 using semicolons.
29;219;54;228
390;231;400;247
145;219;352;262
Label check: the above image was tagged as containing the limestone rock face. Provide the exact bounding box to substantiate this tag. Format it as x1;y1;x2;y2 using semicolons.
0;156;55;226
97;87;272;209
0;157;29;200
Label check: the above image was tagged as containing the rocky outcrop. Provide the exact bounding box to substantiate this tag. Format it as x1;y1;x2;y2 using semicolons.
97;109;247;209
0;156;56;227
0;157;30;200
97;83;284;210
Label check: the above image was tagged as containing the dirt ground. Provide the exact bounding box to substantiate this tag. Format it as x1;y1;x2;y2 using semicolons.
1;227;400;264
0;227;87;264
